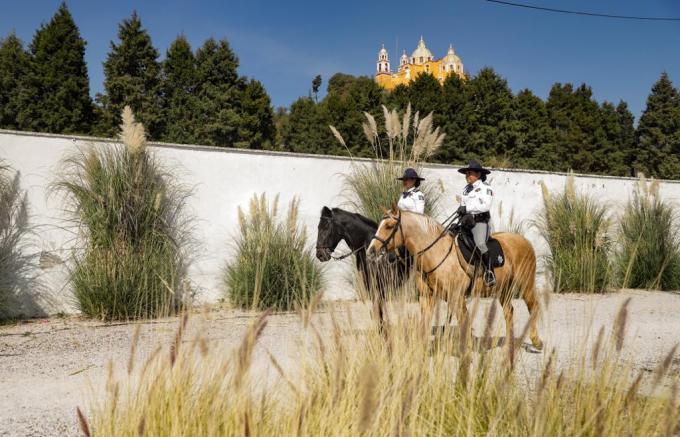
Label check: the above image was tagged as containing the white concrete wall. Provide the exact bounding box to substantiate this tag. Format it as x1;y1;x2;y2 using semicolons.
2;129;680;316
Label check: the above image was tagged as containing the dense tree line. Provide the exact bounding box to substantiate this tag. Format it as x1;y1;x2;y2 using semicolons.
2;4;680;178
282;70;680;179
0;4;274;148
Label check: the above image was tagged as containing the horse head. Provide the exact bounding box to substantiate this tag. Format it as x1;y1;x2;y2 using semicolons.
368;203;403;257
315;206;344;261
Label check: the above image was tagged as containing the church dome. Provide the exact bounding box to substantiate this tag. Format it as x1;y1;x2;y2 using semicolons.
442;44;462;73
411;36;433;65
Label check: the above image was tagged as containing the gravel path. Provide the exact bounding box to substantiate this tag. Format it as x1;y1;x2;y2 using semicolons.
1;290;679;436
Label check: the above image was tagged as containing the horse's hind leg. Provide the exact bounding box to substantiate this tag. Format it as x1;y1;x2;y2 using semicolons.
522;288;543;351
500;294;515;349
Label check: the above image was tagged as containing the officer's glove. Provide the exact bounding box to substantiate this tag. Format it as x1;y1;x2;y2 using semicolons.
460;214;475;231
456;205;466;215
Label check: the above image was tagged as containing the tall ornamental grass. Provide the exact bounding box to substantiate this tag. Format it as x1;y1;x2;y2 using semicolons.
85;298;680;436
333;104;444;222
0;163;30;319
617;175;680;291
537;175;612;293
57;107;192;320
224;193;322;311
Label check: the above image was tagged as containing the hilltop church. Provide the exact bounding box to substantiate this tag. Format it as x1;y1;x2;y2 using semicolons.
375;37;465;90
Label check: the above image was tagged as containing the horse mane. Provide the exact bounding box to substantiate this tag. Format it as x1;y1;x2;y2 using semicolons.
332;207;378;229
401;210;444;235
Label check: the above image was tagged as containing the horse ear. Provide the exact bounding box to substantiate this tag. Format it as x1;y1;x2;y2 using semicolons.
390;202;398;214
321;206;332;217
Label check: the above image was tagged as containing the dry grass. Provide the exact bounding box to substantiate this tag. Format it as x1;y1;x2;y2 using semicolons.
85;297;680;436
335;104;444;222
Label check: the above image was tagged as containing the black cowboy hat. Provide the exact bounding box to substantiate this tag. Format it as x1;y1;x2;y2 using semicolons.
396;168;425;181
457;160;491;176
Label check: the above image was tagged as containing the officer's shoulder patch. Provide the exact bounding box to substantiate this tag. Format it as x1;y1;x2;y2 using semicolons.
417;193;424;199
487;188;493;195
483;181;490;186
474;188;481;192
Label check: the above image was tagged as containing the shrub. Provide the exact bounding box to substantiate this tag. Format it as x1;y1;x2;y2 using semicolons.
57;107;192;320
537;175;612;293
225;193;322;310
617;175;680;291
0;163;30;319
334;104;444;222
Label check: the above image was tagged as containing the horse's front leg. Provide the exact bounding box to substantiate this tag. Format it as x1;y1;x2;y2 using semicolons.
416;274;435;333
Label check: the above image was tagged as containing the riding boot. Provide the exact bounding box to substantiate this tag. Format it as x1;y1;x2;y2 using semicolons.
481;252;496;287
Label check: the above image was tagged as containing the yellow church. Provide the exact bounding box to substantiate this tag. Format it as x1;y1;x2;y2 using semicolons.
375;37;465;90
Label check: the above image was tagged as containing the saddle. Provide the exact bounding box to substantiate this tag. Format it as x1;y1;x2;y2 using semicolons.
456;231;505;268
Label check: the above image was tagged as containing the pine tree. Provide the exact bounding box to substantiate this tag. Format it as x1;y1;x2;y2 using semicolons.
96;11;162;139
464;68;517;163
636;72;680;179
236;79;275;149
594;101;636;177
161;35;198;144
322;74;383;156
0;33;30;130
438;74;470;163
193;38;242;147
282;97;329;153
616;101;636;175
546;83;604;173
16;3;93;134
404;73;443;118
512;89;556;170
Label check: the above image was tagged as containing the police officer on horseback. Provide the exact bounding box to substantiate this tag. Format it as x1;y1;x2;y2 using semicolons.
455;160;496;287
396;168;425;214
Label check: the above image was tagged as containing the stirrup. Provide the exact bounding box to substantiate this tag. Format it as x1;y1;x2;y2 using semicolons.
484;269;496;287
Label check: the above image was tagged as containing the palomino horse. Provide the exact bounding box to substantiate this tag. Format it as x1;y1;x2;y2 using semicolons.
367;207;543;351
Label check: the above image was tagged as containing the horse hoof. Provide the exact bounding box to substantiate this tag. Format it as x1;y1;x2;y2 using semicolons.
524;344;542;354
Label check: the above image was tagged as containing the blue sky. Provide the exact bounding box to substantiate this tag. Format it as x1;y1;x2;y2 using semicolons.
2;0;680;119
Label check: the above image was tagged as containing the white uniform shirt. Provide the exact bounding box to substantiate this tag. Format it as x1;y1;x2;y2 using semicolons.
461;179;493;214
398;187;425;214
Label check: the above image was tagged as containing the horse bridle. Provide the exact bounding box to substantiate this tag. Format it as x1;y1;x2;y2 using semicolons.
316;215;363;261
373;210;459;278
371;210;404;253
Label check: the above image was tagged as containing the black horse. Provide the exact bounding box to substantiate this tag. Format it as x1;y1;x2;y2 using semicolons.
316;206;411;329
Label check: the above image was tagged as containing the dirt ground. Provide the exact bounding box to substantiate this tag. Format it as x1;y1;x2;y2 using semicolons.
1;289;680;436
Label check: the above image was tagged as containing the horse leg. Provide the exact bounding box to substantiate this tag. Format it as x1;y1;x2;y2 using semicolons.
452;289;471;350
417;275;435;333
515;261;543;351
522;287;543;351
500;296;515;349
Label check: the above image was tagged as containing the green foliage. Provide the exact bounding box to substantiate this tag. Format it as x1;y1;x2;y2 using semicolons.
192;38;242;147
0;163;30;319
96;12;163;139
57;108;192;320
635;72;680;179
537;176;612;293
236;79;275;149
0;33;30;130
282;73;384;156
160;36;199;144
225;194;322;311
16;3;93;134
617;176;680;291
